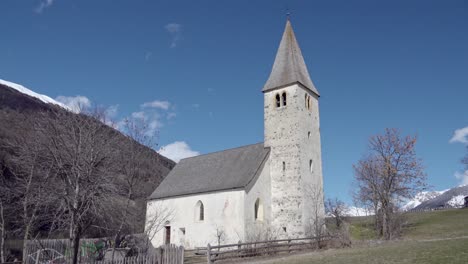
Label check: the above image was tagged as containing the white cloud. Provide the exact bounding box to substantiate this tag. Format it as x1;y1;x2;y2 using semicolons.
159;141;200;162
55;95;91;113
131;111;146;120
455;170;468;187
167;112;177;119
98;105;119;127
449;126;468;144
142;100;171;110
35;0;54;14
165;23;182;48
104;105;119;119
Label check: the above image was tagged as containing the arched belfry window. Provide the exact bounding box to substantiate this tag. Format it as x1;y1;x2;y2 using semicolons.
195;201;204;221
254;198;264;221
275;94;281;108
305;93;312;110
282;92;287;106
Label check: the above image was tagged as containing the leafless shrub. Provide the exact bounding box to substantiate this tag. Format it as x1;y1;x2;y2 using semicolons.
325;198;347;229
144;204;174;252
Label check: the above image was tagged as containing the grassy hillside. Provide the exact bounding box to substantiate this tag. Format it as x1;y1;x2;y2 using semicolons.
262;209;468;264
350;209;468;240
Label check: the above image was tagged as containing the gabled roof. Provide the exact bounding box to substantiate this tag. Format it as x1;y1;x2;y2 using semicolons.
263;19;319;96
149;143;270;200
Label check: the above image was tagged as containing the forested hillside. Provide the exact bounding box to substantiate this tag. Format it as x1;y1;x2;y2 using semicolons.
0;83;175;260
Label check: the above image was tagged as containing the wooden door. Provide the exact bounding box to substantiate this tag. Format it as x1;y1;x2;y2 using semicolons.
165;226;171;245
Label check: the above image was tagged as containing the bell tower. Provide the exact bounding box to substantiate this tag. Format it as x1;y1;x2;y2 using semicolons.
263;19;324;237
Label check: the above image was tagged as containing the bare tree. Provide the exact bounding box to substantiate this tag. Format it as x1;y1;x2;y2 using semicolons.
214;226;226;250
0;112;59;261
110;117;159;261
304;184;326;247
0;169;11;263
39;110;121;264
325;198;347;229
353;128;426;239
144;204;173;251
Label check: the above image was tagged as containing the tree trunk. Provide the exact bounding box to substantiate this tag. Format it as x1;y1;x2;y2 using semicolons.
22;222;31;262
70;225;81;264
111;189;132;262
0;201;5;263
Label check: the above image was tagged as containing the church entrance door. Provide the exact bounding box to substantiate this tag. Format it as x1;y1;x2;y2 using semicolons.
165;226;171;244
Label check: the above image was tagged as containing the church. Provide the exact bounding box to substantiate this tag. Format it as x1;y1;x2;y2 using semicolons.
146;19;325;249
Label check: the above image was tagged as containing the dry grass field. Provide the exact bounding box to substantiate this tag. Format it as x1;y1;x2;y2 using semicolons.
249;209;468;264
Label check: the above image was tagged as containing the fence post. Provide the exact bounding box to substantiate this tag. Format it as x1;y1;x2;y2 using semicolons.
207;243;212;264
35;249;40;264
288;239;291;254
237;240;241;257
180;246;185;264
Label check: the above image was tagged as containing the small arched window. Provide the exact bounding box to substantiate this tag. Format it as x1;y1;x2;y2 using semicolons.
195;201;204;221
309;159;314;173
305;94;308;108
282;161;286;172
275;94;281;108
254;198;263;221
282;92;287;106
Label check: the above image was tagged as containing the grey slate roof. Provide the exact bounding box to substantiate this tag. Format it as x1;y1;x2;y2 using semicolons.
263;19;319;96
149;143;270;199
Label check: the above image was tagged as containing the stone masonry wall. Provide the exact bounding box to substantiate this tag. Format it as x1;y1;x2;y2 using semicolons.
264;83;324;238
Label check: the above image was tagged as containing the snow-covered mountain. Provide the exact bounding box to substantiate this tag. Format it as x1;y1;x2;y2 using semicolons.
401;190;448;211
0;79;71;111
413;185;468;210
343;206;373;217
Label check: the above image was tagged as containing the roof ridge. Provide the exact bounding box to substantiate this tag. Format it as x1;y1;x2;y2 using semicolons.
178;142;264;162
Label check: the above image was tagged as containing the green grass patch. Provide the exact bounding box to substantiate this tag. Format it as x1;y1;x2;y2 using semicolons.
270;237;468;264
403;209;468;239
334;208;468;241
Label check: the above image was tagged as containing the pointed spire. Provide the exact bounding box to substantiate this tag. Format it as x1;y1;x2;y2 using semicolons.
263;19;319;96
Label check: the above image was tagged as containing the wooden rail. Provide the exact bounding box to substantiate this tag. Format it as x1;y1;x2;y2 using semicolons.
206;236;332;263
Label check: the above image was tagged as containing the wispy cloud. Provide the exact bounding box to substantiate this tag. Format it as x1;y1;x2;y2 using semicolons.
55;95;91;113
167;112;177;120
35;0;54;14
104;104;119;119
455;170;468;187
159;141;200;162
142;100;171;110
131;111;146;120
117;99;175;138
450;126;468;144
145;51;153;61
165;23;182;48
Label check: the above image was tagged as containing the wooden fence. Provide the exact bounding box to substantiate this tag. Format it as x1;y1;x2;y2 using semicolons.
205;236;332;263
23;238;106;263
91;245;184;264
20;238;183;264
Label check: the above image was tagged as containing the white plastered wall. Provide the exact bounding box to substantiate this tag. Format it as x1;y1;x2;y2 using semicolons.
146;190;245;249
244;158;272;241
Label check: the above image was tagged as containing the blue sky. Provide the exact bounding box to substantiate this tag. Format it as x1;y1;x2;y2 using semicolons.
1;0;467;204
